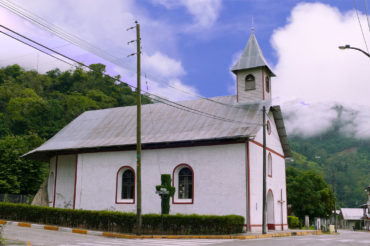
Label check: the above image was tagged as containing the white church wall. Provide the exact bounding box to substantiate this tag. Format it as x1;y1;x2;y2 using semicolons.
249;111;288;232
73;143;247;219
248;141;263;232
54;154;76;209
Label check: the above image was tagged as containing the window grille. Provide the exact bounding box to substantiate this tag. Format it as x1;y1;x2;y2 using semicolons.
121;169;134;199
178;167;193;199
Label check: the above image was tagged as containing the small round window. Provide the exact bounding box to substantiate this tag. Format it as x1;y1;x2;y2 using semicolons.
267;120;271;135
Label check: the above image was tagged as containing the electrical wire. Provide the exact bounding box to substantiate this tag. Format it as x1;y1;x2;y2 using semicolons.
0;0;247;109
0;30;77;68
353;0;369;52
0;25;263;126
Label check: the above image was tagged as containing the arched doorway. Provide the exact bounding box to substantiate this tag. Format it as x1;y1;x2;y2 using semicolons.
267;190;275;230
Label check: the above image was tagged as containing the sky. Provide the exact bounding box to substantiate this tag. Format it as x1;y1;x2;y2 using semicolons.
0;0;369;138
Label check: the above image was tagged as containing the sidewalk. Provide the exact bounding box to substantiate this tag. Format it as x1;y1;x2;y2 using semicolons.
0;219;323;240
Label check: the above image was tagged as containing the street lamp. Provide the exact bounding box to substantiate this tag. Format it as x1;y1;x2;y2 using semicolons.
338;44;370;58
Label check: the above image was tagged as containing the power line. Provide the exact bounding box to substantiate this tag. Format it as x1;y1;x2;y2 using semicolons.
0;25;262;126
0;30;76;68
353;0;369;52
0;0;246;110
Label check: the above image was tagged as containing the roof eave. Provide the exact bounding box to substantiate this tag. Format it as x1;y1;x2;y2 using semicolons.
270;105;292;157
23;135;252;162
231;65;276;77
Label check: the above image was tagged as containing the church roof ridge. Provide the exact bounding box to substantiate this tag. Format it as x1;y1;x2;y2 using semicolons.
231;32;275;76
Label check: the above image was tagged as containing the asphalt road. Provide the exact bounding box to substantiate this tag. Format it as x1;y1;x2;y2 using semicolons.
2;224;370;246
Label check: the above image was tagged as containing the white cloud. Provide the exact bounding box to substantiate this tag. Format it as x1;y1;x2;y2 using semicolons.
271;3;370;138
0;7;75;72
114;66;198;101
152;0;222;29
142;52;185;79
272;2;370;106
281;100;338;137
281;100;370;139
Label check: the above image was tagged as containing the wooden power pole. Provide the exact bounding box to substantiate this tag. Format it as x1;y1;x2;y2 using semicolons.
135;20;142;235
262;106;267;234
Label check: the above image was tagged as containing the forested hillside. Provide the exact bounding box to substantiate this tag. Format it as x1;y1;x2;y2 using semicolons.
0;64;151;195
288;129;370;208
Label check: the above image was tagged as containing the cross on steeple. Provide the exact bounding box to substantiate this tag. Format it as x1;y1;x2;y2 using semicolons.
251;16;255;33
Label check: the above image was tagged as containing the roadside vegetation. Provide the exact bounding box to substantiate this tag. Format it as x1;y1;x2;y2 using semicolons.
0;202;244;234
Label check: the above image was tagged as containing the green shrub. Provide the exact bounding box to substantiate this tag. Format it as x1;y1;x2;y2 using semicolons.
0;202;244;234
0;224;4;246
288;216;300;229
155;174;175;215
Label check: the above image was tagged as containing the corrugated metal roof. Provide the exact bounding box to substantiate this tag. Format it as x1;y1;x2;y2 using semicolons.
25;96;267;159
341;208;364;220
231;32;275;76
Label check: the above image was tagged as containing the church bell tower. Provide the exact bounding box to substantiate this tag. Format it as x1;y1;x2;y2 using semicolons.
231;32;275;104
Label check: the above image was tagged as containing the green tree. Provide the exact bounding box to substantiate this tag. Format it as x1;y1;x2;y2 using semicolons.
286;166;335;221
6;88;48;135
0;133;47;194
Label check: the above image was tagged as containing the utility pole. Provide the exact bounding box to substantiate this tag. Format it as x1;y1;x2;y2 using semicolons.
332;168;337;233
127;20;142;235
135;21;142;235
262;106;267;234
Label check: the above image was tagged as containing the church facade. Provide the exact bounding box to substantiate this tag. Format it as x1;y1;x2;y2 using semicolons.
25;33;291;232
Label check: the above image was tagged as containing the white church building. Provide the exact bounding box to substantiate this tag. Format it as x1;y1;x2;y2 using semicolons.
25;33;291;232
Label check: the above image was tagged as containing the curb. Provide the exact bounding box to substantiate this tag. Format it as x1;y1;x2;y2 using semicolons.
0;219;323;240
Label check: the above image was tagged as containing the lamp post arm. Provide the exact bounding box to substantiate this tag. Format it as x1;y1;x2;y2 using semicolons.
348;47;370;58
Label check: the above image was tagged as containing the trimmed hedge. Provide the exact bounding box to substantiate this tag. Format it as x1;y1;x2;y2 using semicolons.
0;202;244;234
287;216;300;229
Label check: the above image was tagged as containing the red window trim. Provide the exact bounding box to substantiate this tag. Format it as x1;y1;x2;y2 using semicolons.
172;163;194;205
115;166;135;204
268;153;272;178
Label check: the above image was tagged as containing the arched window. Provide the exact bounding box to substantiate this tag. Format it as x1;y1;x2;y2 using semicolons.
245;74;256;91
122;169;134;199
179;168;193;199
172;164;194;204
265;76;270;93
116;166;135;204
268;153;272;177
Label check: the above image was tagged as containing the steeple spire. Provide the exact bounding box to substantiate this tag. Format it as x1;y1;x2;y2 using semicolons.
251;16;255;33
231;32;275;76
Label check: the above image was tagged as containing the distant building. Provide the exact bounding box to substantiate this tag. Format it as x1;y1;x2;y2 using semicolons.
25;32;291;232
361;186;370;230
339;208;368;230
